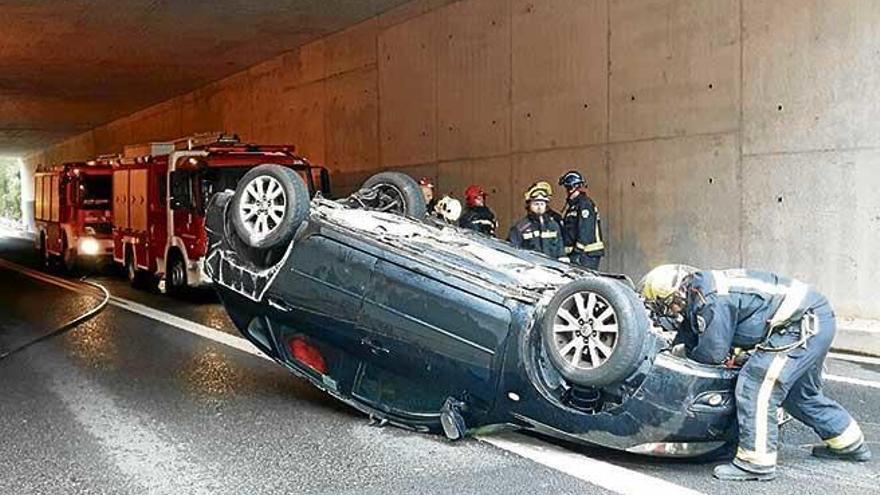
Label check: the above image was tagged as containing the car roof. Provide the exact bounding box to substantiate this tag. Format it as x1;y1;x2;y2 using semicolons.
313;200;584;302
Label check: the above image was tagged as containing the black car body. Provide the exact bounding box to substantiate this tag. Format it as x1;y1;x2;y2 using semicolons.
205;169;739;457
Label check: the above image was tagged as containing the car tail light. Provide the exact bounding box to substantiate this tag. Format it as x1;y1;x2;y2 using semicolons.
288;337;327;374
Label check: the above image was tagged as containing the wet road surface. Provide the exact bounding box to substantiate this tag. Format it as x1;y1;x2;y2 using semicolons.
1;234;878;494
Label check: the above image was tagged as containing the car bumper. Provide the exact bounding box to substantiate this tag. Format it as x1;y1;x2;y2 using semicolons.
76;237;114;260
505;353;738;456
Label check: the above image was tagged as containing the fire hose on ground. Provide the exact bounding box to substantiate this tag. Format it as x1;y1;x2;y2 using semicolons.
0;278;110;361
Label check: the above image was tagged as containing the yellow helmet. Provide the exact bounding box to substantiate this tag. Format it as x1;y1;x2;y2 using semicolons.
524;182;551;202
534;181;553;197
638;264;697;302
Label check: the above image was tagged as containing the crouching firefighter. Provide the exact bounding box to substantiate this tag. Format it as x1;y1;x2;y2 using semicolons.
640;265;871;481
508;183;565;260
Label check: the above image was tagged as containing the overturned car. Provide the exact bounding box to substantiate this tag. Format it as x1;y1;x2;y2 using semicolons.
205;165;740;457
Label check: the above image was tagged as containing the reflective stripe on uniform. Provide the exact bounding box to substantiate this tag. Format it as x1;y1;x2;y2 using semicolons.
824;420;864;450
471;219;495;226
522;232;535;240
711;270;789;296
577;241;604;253
711;271;809;326
564;246;574;254
540;231;558;239
768;280;809;327
753;354;789;462
736;447;777;467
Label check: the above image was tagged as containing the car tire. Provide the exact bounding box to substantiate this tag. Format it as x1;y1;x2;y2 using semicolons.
540;277;649;388
231;164;309;251
361;172;427;218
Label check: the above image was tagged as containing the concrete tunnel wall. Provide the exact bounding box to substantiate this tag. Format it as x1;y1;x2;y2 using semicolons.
22;0;880;319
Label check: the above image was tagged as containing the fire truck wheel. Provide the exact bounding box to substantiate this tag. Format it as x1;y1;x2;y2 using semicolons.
232;164;309;251
125;248;154;291
166;252;187;296
61;234;77;274
38;233;49;269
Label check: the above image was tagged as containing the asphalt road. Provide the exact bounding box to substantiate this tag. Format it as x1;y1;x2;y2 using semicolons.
1;233;878;495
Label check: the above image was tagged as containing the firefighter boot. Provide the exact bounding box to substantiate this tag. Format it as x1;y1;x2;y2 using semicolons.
712;463;777;482
812;442;872;462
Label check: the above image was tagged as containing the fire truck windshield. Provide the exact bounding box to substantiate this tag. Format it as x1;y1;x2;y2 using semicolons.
78;174;112;210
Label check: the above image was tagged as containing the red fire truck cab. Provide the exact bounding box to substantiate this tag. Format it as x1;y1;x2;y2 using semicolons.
112;134;330;295
34;161;115;271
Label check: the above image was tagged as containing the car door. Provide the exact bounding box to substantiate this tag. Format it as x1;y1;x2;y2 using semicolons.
264;233;379;395
354;253;512;420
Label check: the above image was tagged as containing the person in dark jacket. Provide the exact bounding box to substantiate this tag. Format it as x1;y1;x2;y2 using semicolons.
508;183;565;259
531;180;564;228
558;171;605;270
459;184;497;236
640;265;871;482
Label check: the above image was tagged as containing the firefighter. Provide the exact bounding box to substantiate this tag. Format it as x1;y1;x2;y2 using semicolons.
558;171;605;270
459;184;497;236
418;177;437;214
640;265;871;481
508;184;565;259
530;181;564;228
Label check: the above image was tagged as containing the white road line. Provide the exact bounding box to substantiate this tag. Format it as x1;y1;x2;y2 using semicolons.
823;374;880;390
828;352;880;366
108;296;270;362
48;362;213;494
478;432;705;495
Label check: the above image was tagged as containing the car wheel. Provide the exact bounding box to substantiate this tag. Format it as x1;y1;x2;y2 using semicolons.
361;172;427;218
540;277;650;388
166;252;187;297
231;164;309;251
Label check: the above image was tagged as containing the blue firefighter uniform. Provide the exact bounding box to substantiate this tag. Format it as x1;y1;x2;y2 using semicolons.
561;193;605;269
459;205;498;236
677;269;866;474
508;213;564;258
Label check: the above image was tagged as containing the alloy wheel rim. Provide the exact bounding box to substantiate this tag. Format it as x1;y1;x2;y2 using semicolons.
371;183;405;214
239;175;286;241
551;291;619;370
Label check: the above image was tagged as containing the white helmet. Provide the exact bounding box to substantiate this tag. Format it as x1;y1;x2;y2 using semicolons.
434;196;462;223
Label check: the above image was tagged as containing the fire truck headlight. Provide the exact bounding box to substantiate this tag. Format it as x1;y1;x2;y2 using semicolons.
79;237;100;256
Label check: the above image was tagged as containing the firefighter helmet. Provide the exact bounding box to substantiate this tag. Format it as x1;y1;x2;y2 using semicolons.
464;185;487;208
558;170;586;189
524;182;551;202
435;196;462;222
638;264;697;314
534;181;553;198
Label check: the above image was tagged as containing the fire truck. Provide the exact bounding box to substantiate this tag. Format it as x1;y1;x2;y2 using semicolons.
33;160;115;271
112;133;330;295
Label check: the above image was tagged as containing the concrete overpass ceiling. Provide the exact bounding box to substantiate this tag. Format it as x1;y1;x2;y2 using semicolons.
0;0;410;155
